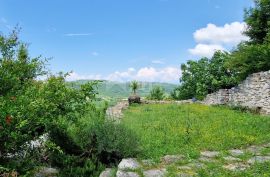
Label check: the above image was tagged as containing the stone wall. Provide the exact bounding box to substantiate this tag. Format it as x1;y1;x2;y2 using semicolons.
203;71;270;115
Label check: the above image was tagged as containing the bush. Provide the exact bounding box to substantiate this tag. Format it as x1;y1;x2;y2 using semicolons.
148;86;165;100
0;29;139;176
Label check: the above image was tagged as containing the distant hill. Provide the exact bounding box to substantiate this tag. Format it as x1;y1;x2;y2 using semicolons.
68;80;177;99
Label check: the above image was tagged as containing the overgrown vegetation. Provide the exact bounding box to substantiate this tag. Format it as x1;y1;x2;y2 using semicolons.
122;104;270;160
147;86;165;100
0;30;139;176
171;51;238;100
172;0;270;100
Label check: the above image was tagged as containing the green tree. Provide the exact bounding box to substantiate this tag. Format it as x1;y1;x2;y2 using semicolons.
148;86;165;100
172;51;237;100
0;30;139;176
244;0;270;44
129;80;139;95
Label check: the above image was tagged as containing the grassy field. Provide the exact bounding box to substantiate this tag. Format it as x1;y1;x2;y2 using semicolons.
121;104;270;160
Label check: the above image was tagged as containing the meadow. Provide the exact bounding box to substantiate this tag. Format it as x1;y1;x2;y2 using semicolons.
121;104;270;160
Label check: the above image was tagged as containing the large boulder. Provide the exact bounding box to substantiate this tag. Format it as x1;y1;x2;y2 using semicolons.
128;95;141;105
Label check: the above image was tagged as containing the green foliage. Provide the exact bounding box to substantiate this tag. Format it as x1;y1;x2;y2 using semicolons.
0;29;139;176
172;51;238;100
129;80;140;95
226;42;270;81
147;86;165;100
244;0;270;44
225;0;270;80
173;1;270;100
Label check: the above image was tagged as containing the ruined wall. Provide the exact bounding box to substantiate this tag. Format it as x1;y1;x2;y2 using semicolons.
203;71;270;114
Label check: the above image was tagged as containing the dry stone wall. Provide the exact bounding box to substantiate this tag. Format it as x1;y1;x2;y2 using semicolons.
203;71;270;115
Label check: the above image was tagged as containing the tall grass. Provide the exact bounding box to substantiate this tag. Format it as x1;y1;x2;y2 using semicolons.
121;104;270;160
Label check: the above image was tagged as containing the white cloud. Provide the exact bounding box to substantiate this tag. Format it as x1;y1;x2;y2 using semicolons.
106;68;136;82
189;21;249;58
66;72;102;81
64;33;93;37
188;44;225;58
151;60;165;64
66;67;180;83
107;67;180;83
194;22;248;45
91;52;99;56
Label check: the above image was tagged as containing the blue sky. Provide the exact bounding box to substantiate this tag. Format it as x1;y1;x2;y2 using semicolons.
0;0;253;83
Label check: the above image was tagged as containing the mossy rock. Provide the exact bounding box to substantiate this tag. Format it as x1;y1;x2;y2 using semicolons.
128;95;141;105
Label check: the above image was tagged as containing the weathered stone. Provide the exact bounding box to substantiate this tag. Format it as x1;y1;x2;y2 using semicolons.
187;162;205;169
223;163;249;171
223;156;242;162
116;170;139;177
198;157;216;163
262;143;270;148
128;95;141;105
143;169;167;177
247;156;270;164
229;149;244;157
141;159;155;166
246;146;264;155
99;168;114;177
203;70;270;115
177;166;192;170
34;167;59;177
161;155;185;164
106;101;129;120
118;158;141;170
176;172;197;177
200;151;220;158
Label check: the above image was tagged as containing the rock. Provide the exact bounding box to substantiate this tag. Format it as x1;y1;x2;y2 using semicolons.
176;172;197;177
223;156;242;162
198;157;216;163
229;149;244;157
161;155;185;164
34;167;59;177
247;156;270;164
128;95;141;105
118;158;141;170
177;166;192;170
262;143;270;148
246;145;264;155
141;159;155;166
143;169;167;177
99;168;114;177
187;162;205;169
200;151;220;158
116;170;139;177
223;163;249;171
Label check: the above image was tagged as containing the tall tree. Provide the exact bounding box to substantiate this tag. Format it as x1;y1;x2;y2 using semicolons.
244;0;270;44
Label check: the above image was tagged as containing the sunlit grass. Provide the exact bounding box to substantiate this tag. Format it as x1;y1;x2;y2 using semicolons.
121;104;270;160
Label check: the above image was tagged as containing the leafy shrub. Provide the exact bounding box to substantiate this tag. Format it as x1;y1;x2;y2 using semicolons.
172;51;238;100
225;42;270;81
147;86;165;100
0;29;139;176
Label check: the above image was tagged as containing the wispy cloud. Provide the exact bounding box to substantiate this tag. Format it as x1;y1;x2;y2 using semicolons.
64;33;93;37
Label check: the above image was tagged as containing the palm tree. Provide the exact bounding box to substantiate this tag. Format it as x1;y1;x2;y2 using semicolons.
130;80;139;95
